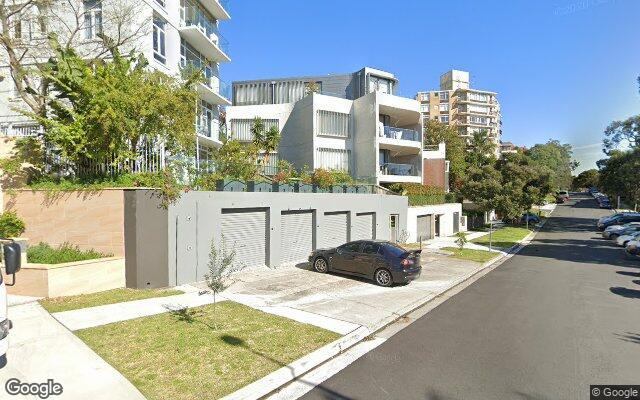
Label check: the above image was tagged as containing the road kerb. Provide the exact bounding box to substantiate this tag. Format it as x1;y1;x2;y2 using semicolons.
223;221;548;400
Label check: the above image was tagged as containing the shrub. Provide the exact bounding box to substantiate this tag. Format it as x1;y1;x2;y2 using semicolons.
329;169;353;184
310;168;335;188
0;211;26;238
27;242;111;264
273;160;296;183
390;183;447;206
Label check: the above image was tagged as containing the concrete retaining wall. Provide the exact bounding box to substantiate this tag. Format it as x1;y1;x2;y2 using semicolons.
3;257;125;298
3;190;125;256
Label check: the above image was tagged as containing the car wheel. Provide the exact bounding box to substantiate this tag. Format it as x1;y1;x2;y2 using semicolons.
313;257;328;273
374;268;393;287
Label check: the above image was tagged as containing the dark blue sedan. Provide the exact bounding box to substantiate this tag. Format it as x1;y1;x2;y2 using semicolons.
309;240;421;287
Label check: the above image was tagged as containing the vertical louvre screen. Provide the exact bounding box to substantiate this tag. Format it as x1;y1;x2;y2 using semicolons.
317;110;350;137
230;119;279;142
316;148;350;172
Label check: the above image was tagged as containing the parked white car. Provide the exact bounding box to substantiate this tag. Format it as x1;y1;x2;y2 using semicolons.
602;222;640;239
617;231;640;247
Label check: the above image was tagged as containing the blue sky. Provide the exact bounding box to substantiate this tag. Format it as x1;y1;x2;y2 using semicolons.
221;0;640;173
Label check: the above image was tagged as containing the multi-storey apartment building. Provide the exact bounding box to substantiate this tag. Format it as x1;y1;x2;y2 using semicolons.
0;0;231;165
226;68;427;187
417;70;501;153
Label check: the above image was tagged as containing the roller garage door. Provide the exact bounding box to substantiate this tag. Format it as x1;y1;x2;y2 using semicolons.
221;209;268;268
280;210;314;265
353;212;375;240
417;214;432;241
321;211;349;248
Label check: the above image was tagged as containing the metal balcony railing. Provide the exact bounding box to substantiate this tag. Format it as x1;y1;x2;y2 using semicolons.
183;4;230;55
381;126;420;142
380;162;418;176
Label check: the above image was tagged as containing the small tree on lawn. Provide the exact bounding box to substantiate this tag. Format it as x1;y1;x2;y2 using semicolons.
204;237;244;327
455;232;468;250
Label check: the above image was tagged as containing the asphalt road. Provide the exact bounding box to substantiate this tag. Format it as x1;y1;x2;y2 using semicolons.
300;194;640;400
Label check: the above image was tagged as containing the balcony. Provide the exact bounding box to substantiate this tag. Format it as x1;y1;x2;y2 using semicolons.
378;162;422;184
197;76;231;105
179;20;230;62
381;126;420;141
201;0;230;21
196;120;225;147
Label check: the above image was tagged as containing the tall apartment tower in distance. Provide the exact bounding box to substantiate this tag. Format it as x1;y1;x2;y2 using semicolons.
417;70;501;153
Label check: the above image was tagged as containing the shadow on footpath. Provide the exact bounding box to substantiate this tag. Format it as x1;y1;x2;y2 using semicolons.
609;286;640;299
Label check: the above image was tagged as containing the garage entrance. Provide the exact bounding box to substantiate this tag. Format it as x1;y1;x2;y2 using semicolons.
353;212;375;240
322;211;349;248
280;210;314;265
221;208;268;268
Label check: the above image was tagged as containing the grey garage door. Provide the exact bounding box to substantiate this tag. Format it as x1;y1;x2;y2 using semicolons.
353;212;375;240
321;212;349;248
280;211;314;265
221;209;267;268
417;214;432;241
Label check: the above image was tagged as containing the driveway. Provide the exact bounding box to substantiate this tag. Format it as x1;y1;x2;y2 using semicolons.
208;251;490;333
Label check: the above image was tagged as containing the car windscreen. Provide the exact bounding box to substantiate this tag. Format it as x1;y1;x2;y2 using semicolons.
384;243;408;257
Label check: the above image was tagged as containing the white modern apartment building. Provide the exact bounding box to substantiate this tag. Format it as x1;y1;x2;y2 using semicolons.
417;70;502;153
226;68;425;186
0;0;231;161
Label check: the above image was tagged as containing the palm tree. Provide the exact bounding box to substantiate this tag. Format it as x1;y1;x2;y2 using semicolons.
251;117;281;173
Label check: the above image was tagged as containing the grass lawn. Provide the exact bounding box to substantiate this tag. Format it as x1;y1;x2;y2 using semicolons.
471;226;531;249
441;247;499;263
39;288;184;313
76;301;340;400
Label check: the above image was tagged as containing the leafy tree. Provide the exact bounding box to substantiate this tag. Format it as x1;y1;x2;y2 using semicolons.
597;149;640;208
455;232;468;250
251;117;281;172
572;169;599;190
603;77;640;153
423;119;467;190
466;130;497;168
204;237;244;328
0;1;148;122
212;139;259;180
526;140;578;190
31;38;198;171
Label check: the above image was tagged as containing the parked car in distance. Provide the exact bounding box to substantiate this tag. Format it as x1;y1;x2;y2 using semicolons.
609;225;640;241
309;240;421;287
625;239;640;259
602;222;640;239
521;213;540;224
617;231;640;247
598;212;640;225
598;213;640;231
557;190;570;203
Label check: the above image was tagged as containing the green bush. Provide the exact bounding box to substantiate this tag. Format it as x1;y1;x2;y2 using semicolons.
27;242;112;264
329;170;353;184
0;211;26;238
390;183;448;206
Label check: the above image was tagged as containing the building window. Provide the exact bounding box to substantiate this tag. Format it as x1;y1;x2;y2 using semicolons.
440;115;449;123
230;118;279;142
368;76;393;95
153;17;166;64
317;110;350;138
420;104;429;112
317;148;350;172
439;91;449;101
197;100;215;138
439;104;449;112
84;0;102;39
155;0;165;7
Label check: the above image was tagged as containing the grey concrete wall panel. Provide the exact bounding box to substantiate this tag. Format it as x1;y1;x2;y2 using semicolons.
124;190;408;288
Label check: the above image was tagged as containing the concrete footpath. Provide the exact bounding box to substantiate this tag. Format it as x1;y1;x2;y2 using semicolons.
0;302;146;400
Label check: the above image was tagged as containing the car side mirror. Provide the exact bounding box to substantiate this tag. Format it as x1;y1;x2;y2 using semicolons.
3;242;21;285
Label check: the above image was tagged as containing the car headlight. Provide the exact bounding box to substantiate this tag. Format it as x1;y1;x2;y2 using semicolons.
0;319;12;340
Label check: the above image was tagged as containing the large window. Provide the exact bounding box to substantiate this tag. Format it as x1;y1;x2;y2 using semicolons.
197;100;216;138
317;110;350;138
440;115;449;123
153;17;166;64
368;75;393;94
230;119;279;142
439;104;449;112
181;39;214;84
317;148;350;172
84;0;102;39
